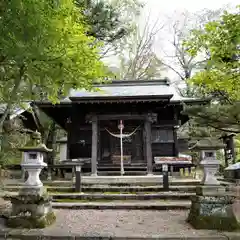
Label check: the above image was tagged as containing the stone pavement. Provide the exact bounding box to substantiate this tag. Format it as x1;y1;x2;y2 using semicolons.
0;209;239;239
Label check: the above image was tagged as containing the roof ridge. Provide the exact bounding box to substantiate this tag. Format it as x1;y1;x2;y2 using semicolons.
94;78;170;87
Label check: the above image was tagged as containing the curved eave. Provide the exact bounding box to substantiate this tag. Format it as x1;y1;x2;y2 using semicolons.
169;99;210;105
69;94;173;104
32;100;72;106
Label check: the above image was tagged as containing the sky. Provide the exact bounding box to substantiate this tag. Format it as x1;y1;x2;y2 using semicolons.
107;0;239;80
143;0;239;14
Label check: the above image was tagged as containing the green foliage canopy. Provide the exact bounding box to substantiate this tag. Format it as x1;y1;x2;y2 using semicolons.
184;6;240;99
76;0;129;43
0;0;107;110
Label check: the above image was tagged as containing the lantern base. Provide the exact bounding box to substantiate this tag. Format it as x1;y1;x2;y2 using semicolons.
187;186;240;231
5;189;55;228
6;211;56;229
19;185;46;196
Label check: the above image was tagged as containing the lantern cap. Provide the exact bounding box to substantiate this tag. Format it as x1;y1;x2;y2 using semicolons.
19;131;52;153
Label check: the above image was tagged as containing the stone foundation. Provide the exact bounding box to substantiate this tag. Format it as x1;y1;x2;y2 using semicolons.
187;186;240;231
6;211;55;228
5;188;55;228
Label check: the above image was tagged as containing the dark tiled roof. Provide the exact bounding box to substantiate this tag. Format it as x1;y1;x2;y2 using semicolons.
0;103;31;119
68;79;197;102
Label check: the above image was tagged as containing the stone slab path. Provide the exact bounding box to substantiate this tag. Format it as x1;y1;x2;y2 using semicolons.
0;209;239;239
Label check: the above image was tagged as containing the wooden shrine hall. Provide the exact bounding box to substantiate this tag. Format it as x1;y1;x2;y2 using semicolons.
35;79;204;176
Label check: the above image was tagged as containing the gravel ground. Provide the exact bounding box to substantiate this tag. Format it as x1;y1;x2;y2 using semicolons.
19;209;227;238
0;203;238;238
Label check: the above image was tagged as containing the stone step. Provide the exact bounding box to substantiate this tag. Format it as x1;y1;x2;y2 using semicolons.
3;185;197;193
5;178;201;187
51;200;191;210
3;192;195;201
97;171;147;176
79;176;200;185
4;175;200;187
51;192;195;201
98;165;147;170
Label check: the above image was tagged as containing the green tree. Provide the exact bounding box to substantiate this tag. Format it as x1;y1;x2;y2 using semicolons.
0;0;107;129
184;102;240;134
159;9;223;98
75;0;143;57
76;0;132;43
184;6;240;99
0;117;29;166
179;6;240;142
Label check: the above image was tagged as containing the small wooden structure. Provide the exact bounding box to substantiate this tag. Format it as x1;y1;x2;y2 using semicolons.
34;79;206;175
57;137;68;162
220;133;236;166
224;162;240;180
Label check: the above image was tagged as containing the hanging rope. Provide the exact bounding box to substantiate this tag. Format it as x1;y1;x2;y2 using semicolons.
105;123;142;176
105;125;141;139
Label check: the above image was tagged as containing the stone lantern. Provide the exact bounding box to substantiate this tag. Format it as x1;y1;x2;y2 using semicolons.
189;138;225;186
20;131;50;190
187;138;239;231
5;131;56;228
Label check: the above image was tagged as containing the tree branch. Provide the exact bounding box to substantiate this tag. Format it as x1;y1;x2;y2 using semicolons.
161;61;185;80
0;65;25;128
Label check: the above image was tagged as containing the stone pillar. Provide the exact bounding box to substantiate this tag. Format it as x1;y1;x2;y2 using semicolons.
91;115;98;176
170;165;174;176
72;166;76;182
144;116;152;175
59;142;67;161
47;168;52;181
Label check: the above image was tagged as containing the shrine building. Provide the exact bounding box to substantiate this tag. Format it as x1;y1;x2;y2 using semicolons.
34;79;205;175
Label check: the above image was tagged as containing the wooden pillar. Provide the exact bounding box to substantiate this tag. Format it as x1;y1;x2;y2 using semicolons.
173;126;179;157
144;116;153;175
66;117;72;160
91;115;98;176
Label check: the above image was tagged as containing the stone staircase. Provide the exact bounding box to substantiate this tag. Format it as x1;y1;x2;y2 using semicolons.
97;164;148;176
3;177;200;210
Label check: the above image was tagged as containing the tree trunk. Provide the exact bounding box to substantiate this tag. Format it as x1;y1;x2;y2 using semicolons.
46;121;57;166
0;65;24;153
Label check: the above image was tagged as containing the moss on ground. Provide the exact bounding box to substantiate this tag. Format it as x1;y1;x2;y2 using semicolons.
6;211;56;229
187;213;240;231
49;191;160;194
187;199;240;231
54;199;113;203
103;191;137;194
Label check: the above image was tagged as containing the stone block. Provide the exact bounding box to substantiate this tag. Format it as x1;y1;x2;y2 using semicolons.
6;211;56;228
195;185;226;196
19;186;46;196
6;192;55;228
187;194;240;231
